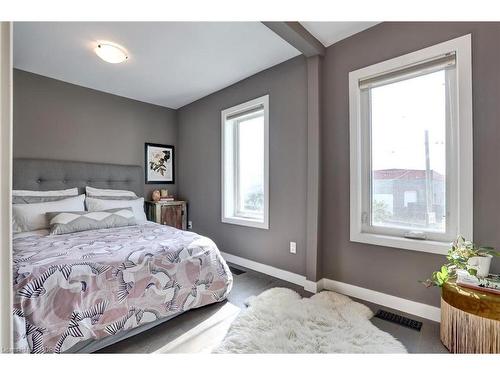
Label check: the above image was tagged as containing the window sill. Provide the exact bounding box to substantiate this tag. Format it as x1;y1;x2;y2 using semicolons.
222;216;269;230
350;231;452;255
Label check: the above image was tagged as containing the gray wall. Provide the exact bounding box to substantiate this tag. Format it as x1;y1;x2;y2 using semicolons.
321;22;500;307
13;22;500;308
178;56;308;275
13;69;177;198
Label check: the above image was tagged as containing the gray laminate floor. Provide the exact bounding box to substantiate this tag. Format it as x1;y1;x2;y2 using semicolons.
97;264;448;354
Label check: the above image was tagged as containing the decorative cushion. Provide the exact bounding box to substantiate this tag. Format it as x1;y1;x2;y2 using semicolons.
12;194;85;233
85;197;147;224
46;208;136;235
87;195;138;200
85;186;138;198
12;187;78;204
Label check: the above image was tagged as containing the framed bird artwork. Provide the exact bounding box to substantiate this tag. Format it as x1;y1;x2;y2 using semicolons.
145;142;175;184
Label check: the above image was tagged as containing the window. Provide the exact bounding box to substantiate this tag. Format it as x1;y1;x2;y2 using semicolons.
221;95;269;229
349;35;472;254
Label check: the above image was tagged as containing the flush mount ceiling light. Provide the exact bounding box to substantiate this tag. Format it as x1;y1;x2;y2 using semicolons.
94;41;128;64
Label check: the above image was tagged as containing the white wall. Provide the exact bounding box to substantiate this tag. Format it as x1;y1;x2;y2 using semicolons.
0;21;13;353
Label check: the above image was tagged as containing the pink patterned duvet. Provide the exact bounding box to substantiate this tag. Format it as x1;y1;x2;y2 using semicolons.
12;223;233;353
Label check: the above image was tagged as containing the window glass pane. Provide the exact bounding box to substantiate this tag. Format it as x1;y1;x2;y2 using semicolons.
237;114;264;217
369;70;447;232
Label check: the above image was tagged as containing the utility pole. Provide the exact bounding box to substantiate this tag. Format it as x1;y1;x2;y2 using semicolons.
424;130;434;226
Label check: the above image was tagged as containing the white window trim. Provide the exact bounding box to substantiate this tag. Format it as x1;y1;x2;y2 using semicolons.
221;95;269;229
349;34;473;255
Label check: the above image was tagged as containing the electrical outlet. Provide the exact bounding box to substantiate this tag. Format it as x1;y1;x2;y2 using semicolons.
289;241;297;254
188;221;193;230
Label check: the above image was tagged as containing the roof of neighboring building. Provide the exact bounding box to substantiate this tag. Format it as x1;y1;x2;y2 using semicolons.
373;169;444;181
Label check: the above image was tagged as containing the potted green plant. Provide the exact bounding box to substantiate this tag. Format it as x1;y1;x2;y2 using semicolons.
422;236;500;287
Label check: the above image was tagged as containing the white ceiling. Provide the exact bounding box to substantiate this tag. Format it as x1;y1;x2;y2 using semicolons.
14;22;300;109
300;22;379;47
14;22;379;109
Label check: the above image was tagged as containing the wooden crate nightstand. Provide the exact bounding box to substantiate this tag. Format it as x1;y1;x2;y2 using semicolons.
145;200;187;230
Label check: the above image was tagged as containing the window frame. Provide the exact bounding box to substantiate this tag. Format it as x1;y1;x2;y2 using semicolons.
221;95;269;229
349;35;473;254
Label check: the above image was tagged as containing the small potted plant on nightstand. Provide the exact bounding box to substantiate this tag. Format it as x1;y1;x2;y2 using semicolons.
422;236;499;287
423;236;500;354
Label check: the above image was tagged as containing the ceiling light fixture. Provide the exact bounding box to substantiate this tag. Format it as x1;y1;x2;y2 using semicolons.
94;41;128;64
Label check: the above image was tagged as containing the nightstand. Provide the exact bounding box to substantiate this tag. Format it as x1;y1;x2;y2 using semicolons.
441;280;500;353
145;200;187;230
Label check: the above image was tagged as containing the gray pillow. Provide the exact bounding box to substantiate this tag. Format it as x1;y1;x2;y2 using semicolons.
88;195;138;201
13;195;78;204
85;186;138;199
46;208;136;235
13;187;79;204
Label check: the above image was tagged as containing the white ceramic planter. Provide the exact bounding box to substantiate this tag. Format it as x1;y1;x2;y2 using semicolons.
467;255;492;278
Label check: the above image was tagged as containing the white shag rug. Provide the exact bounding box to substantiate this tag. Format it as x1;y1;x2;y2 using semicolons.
214;287;407;353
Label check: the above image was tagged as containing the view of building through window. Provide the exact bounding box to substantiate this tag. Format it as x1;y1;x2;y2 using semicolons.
370;70;447;232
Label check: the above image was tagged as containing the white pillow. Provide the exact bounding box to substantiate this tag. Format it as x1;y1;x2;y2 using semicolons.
12;194;85;233
85;186;137;198
13;187;78;197
12;187;79;204
85;197;146;224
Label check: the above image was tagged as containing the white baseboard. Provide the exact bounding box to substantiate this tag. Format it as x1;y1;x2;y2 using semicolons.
221;252;440;322
221;252;307;287
303;280;319;293
320;278;441;322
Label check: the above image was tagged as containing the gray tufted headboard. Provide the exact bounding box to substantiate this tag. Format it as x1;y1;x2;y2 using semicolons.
13;158;143;197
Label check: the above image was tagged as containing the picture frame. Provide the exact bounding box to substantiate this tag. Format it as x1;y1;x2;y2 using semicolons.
145;143;175;184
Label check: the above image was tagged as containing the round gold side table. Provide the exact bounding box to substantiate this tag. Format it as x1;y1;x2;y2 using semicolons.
441;280;500;353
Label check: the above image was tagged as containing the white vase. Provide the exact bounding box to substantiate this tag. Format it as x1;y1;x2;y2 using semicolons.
467;255;492;278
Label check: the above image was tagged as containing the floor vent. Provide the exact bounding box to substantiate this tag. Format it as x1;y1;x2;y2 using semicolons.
229;266;246;275
374;309;423;331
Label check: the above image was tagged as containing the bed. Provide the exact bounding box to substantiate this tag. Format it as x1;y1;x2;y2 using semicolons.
12;159;233;353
